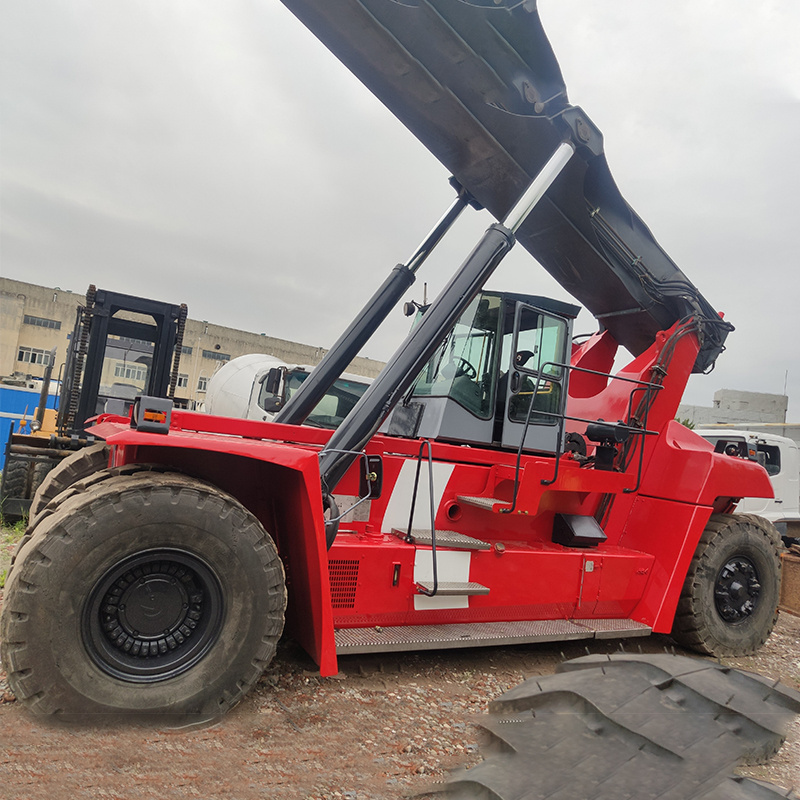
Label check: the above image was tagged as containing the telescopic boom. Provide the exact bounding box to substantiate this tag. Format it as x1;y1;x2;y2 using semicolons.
280;0;732;373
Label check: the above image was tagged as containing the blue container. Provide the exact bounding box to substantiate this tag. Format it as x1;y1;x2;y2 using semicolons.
0;385;59;470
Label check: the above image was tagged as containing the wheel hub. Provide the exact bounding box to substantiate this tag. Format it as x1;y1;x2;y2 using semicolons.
714;557;761;622
84;549;223;683
104;565;202;657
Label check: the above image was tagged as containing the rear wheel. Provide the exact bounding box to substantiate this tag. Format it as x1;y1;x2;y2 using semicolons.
671;513;781;656
0;472;286;722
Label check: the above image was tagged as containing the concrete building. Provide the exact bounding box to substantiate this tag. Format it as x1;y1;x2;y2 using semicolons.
678;389;799;446
677;389;788;427
5;277;795;443
0;277;385;410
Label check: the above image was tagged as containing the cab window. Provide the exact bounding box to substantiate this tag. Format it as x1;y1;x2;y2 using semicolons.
411;294;501;419
506;306;568;425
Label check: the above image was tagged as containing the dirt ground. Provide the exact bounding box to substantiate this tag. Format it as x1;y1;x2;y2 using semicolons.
1;596;799;800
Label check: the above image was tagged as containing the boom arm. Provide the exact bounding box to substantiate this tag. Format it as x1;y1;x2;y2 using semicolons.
280;0;731;372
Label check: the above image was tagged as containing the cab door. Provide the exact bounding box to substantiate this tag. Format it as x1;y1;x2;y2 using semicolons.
500;303;571;454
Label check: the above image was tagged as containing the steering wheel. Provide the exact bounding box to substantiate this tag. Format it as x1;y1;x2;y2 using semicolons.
454;358;477;380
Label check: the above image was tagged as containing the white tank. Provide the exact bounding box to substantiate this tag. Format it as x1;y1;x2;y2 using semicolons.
205;353;286;419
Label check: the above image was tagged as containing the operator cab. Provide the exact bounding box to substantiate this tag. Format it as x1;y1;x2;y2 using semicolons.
387;291;579;453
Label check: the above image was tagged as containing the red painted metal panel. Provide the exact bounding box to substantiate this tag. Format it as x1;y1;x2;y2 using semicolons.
639;420;773;506
620;495;710;632
329;528;655;629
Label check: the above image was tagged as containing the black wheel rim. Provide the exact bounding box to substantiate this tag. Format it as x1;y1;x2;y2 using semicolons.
83;549;224;683
714;556;761;622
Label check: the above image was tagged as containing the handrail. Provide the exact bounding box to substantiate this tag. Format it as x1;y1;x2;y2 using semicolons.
500;361;663;513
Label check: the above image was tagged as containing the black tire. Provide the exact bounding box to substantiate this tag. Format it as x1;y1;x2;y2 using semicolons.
671;513;781;656
1;458;30;504
443;653;800;800
29;460;55;496
10;463;174;580
1;471;286;722
28;443;109;523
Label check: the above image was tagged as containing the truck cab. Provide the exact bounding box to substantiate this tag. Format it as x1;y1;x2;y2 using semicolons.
205;352;371;429
697;429;800;540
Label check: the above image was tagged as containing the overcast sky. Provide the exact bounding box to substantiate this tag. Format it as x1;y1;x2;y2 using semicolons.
2;1;798;417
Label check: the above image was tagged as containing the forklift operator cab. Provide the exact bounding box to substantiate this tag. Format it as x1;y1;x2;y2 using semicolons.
392;291;579;453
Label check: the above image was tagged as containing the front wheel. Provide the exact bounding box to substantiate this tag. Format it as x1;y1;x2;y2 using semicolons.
0;472;286;722
28;442;109;523
671;513;781;656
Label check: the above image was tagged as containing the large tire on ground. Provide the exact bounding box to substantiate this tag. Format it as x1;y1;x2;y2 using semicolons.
0;471;286;722
442;653;800;800
671;513;781;656
28;443;109;523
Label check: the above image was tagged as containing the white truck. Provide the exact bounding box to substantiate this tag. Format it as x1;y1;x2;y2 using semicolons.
205;353;371;429
697;429;800;544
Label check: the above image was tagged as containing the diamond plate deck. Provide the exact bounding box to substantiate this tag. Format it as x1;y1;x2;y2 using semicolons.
334;619;652;654
392;528;491;550
457;495;510;512
414;581;490;596
572;618;653;639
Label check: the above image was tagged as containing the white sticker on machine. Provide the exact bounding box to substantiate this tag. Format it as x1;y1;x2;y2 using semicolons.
413;549;470;611
380;459;455;534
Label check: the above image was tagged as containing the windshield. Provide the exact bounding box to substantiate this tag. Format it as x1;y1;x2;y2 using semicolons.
410;294;501;419
97;333;154;415
284;370;370;429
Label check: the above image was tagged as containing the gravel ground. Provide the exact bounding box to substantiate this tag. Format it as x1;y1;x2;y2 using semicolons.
2;522;799;798
1;600;799;800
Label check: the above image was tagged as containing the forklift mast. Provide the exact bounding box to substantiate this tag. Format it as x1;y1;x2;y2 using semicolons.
58;286;187;438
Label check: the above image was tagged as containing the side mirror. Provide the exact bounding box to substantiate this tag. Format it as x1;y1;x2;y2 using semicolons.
261;396;282;412
259;367;282;396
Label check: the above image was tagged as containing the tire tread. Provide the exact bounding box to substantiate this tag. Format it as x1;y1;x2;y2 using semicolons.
443;654;800;800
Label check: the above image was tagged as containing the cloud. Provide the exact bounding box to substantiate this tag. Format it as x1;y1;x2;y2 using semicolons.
2;0;798;414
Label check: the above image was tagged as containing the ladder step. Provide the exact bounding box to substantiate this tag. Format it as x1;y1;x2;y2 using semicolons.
415;580;490;596
335;619;652;654
392;528;491;550
457;495;511;512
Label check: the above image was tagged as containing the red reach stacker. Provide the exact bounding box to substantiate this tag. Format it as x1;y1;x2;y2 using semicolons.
1;1;781;720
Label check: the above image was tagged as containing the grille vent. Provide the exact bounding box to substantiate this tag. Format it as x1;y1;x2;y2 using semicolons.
329;559;359;609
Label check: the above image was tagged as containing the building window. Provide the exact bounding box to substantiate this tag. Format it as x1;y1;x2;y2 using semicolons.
113;336;152;348
181;346;193;355
23;314;61;330
114;362;147;382
176;373;189;388
17;346;52;366
202;349;230;362
197;376;208;392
